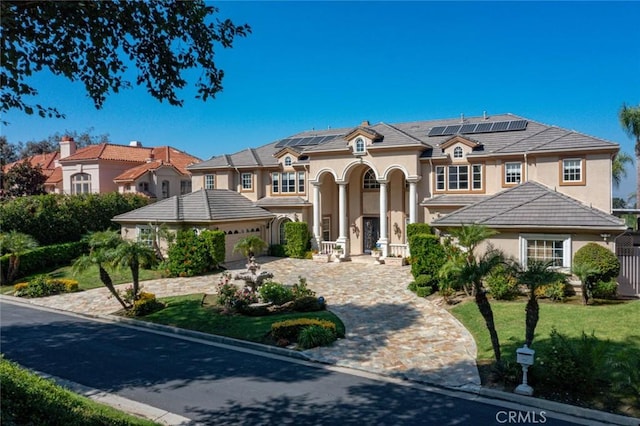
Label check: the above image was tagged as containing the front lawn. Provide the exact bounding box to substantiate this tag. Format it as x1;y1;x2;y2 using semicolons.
139;293;346;345
451;298;640;416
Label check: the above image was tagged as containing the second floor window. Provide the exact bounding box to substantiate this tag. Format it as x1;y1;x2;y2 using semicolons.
71;173;91;194
271;171;305;194
505;162;522;184
448;165;469;190
241;173;252;190
284;157;292;166
205;174;215;189
435;164;482;192
453;146;463;158
435;166;445;191
180;180;192;194
562;159;583;183
354;137;366;154
161;180;170;198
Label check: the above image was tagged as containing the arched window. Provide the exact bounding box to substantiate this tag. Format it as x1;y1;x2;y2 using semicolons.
71;173;91;194
284;157;292;166
355;137;366;154
279;219;291;245
363;169;380;189
453;146;463;158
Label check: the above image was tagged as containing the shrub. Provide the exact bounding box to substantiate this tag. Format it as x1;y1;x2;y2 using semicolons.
408;274;437;297
534;328;611;399
269;244;287;257
271;318;337;341
297;325;337;349
406;223;432;240
408;233;446;280
592;279;618;299
292;276;315;298
131;292;164;316
292;296;324;312
164;229;211;277
284;222;311;259
415;286;433;297
485;266;520;300
258;281;294;305
1;240;88;283
573;243;620;283
535;280;570;302
15;275;78;298
200;229;225;269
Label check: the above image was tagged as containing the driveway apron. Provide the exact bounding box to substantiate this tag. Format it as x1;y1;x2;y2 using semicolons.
10;257;480;389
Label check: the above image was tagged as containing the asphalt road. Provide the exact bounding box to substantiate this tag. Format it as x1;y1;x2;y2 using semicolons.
0;301;586;425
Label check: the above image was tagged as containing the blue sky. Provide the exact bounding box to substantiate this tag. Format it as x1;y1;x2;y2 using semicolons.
2;1;639;198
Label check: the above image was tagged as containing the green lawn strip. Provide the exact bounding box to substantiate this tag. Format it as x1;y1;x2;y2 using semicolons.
451;299;640;362
0;356;159;426
1;265;165;294
139;293;346;345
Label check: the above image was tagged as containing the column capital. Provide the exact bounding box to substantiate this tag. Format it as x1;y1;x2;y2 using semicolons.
406;176;422;184
336;180;349;186
376;179;389;185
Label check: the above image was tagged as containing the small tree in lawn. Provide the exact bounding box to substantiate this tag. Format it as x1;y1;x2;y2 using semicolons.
111;240;156;301
72;230;128;310
233;235;267;260
146;222;175;261
515;260;563;347
0;231;38;284
440;224;503;362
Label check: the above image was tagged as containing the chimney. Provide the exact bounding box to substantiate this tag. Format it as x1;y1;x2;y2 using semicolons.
59;136;76;159
129;140;142;147
146;152;155;163
360;120;370;127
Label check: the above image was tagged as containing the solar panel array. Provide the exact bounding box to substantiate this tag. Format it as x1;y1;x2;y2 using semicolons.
274;134;342;149
427;120;527;137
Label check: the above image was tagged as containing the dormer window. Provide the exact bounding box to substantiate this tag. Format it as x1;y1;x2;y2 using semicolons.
354;137;366;154
284;157;292;166
453;146;463;158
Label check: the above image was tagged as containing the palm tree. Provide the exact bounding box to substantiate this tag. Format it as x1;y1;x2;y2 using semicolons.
111;240;156;300
612;152;634;189
440;224;503;362
72;231;129;310
0;231;38;284
515;260;562;347
619;103;640;208
233;235;267;260
572;262;598;305
146;222;174;261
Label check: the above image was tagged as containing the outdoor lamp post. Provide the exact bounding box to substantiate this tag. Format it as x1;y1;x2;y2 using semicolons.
515;344;535;396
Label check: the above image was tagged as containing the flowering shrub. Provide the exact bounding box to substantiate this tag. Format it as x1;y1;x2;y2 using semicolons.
131;292;164;316
13;276;79;298
271;318;337;340
216;272;258;312
258;281;294;305
292;276;315;298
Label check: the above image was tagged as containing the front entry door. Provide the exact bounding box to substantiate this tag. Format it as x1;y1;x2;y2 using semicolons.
363;217;380;253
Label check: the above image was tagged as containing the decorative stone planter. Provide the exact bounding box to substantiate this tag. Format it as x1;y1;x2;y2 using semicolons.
384;256;406;266
312;253;331;263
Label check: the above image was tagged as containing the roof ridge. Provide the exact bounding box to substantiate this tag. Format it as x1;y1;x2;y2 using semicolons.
202;189;212;219
541;183;623;223
248;148;262;166
476;182;551;224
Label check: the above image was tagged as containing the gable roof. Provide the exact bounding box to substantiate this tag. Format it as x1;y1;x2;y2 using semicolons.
3;152;59;174
113;189;274;223
431;181;626;231
113;161;182;182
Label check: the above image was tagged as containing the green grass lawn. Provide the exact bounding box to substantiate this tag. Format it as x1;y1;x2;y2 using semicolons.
451;298;640;415
1;265;165;294
139;293;346;345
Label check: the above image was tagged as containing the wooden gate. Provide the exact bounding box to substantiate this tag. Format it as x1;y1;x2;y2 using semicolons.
616;233;640;297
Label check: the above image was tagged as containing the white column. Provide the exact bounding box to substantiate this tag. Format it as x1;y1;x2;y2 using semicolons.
409;181;417;224
378;180;389;257
338;183;347;241
312;183;321;248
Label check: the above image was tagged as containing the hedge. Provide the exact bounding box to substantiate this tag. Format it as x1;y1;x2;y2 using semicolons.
0;193;148;245
284;222;311;259
1;241;88;284
407;223;433;241
200;229;225;269
408;233;446;281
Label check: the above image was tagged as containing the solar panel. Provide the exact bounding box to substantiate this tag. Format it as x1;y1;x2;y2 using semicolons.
443;125;462;135
274;139;292;148
491;121;510;132
474;122;493;133
507;120;528;131
460;123;478;134
428;126;447;136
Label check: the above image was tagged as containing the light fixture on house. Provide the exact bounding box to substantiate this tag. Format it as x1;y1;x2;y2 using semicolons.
600;233;611;242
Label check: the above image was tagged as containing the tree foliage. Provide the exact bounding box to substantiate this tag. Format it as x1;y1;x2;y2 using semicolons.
612;152;634;189
619;103;640;208
2;159;47;197
1;1;251;119
284;222;311;259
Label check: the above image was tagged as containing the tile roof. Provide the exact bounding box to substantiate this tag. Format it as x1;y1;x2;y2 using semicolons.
45;167;62;184
60;143;201;174
431;181;626;231
421;194;489;206
188;113;618;172
3;152;59;173
255;197;312;207
113;189;274;223
113;161;181;182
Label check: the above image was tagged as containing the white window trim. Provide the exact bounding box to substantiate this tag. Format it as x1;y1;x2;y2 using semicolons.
136;226;153;247
354;137;366;155
453;146;463;158
519;233;571;269
562;158;582;182
505;162;522;184
204;174;215;189
241;172;253;190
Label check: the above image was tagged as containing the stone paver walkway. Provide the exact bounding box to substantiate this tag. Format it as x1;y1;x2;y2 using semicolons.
9;257;480;390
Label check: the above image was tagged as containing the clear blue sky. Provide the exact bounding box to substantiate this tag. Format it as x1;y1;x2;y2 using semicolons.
2;1;639;198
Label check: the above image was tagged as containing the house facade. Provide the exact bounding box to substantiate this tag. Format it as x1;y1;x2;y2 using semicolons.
184;114;625;262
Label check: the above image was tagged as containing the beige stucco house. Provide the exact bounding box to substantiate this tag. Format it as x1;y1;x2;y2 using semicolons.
114;113;629;276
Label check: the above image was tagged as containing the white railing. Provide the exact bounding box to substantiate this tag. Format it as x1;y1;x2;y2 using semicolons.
388;243;409;258
320;241;339;255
